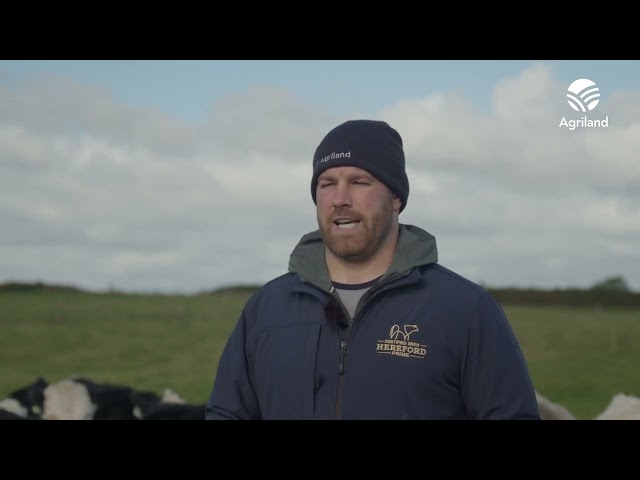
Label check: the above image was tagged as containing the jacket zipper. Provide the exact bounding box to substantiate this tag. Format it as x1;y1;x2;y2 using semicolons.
330;273;423;419
330;285;352;419
338;338;347;375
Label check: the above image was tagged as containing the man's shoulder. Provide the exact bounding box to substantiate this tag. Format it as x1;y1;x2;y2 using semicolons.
255;272;298;293
421;263;489;298
241;273;319;334
244;272;300;306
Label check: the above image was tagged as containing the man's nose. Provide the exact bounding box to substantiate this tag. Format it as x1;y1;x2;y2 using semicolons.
332;182;352;207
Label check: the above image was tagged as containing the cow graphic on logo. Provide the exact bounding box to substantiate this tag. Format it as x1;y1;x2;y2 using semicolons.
389;324;418;341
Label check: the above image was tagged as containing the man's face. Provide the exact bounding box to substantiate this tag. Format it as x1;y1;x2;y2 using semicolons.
315;166;401;263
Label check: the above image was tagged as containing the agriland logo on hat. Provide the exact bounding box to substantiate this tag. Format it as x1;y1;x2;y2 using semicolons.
319;151;351;163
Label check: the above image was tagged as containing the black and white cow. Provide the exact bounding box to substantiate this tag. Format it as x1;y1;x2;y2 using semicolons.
0;377;48;419
2;376;205;420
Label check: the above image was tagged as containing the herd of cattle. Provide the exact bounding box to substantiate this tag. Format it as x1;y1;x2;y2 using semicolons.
536;390;640;420
0;377;205;420
1;376;639;419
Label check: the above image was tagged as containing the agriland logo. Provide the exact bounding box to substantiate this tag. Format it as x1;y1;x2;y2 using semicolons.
567;78;600;112
319;151;350;163
559;78;609;130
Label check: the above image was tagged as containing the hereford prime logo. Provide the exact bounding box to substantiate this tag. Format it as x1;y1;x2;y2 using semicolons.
376;324;427;359
319;151;350;163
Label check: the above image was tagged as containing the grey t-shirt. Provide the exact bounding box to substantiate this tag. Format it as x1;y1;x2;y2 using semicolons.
333;276;382;321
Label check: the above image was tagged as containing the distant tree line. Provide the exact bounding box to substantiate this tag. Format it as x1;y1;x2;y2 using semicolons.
487;275;640;308
487;286;640;308
0;281;84;293
210;275;640;308
2;276;639;307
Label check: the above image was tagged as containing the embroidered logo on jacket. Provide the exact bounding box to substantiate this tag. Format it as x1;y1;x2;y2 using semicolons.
376;324;427;359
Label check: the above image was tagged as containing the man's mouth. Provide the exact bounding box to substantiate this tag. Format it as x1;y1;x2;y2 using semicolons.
333;218;360;230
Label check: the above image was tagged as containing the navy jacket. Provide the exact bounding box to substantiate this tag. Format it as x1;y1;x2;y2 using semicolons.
206;224;541;420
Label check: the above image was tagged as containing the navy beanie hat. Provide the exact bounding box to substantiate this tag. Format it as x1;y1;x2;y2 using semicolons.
311;119;409;212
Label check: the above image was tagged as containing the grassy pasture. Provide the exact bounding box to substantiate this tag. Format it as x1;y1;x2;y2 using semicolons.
504;304;640;419
1;290;638;419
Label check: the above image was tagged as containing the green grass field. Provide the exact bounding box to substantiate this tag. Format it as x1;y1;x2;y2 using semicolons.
1;291;638;420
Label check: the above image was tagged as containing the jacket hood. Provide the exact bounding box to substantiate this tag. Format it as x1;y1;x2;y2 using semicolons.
287;223;438;292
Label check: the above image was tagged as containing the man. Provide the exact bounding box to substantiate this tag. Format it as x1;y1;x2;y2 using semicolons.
205;119;541;420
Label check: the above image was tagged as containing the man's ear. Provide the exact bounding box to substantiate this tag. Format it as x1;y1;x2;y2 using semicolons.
392;195;402;212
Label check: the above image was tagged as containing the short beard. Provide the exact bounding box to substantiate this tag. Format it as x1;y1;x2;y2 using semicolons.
318;194;396;264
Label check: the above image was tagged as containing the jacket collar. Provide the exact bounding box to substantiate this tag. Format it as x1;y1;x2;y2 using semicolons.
287;223;438;293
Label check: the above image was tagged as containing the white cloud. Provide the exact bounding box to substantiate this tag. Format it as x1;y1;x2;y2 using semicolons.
0;64;638;293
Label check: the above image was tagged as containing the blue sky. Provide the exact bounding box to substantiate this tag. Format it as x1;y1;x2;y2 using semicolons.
4;60;638;121
0;60;639;293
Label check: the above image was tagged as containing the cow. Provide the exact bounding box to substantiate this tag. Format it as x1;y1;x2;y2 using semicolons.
0;377;48;419
595;393;640;420
535;390;575;420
